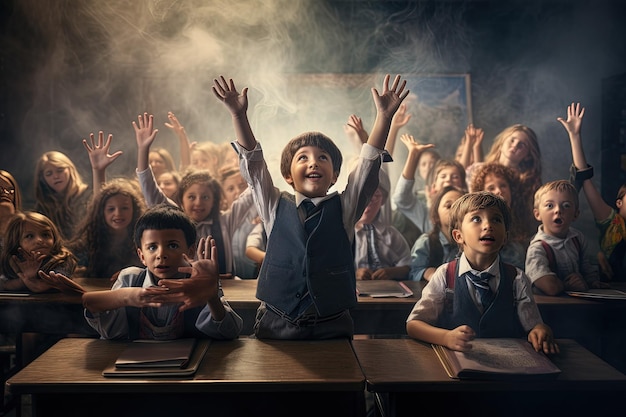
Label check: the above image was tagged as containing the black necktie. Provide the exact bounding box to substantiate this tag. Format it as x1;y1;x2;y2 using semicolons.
466;271;494;308
301;200;320;235
363;223;382;270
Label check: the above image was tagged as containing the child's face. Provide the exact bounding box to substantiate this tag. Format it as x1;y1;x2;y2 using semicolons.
438;189;464;236
284;145;338;198
20;222;54;257
500;131;530;167
42;162;70;194
149;152;168;177
181;183;214;223
418;153;437;182
617;194;626;219
191;150;217;172
483;174;511;206
533;189;579;239
452;206;507;261
157;172;178;200
136;229;194;280
359;188;384;224
221;173;247;208
432;167;463;196
104;194;134;233
0;176;16;208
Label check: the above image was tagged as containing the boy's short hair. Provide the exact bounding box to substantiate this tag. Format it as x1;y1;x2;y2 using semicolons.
533;180;579;211
133;204;197;249
280;131;343;180
448;191;511;237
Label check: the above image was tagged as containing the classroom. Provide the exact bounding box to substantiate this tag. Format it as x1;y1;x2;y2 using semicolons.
1;1;626;416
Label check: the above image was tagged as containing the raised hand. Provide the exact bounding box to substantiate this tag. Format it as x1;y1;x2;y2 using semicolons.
400;133;435;155
83;131;123;172
132;112;159;152
557;102;585;136
164;111;186;137
344;114;369;146
371;74;410;119
391;102;412;129
212;76;249;117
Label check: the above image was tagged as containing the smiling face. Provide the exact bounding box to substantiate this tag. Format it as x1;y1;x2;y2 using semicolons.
104;194;134;233
136;228;193;280
284;145;338;198
534;189;579;239
42;162;70;194
452;206;507;265
180;183;214;222
20;221;54;256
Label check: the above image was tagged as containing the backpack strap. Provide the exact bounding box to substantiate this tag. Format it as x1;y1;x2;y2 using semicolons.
541;237;582;275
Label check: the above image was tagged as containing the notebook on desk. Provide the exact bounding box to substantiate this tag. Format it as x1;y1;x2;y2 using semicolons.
356;281;413;298
102;338;210;377
566;288;626;300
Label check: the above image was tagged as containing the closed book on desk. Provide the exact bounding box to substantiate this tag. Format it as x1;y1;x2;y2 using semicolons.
432;338;561;380
566;289;626;300
356;281;413;298
102;338;209;377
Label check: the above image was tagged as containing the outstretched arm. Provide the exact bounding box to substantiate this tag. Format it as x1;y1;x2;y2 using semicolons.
558;102;612;221
368;74;410;150
83;131;123;195
386;102;411;157
399;134;436;181
212;76;257;151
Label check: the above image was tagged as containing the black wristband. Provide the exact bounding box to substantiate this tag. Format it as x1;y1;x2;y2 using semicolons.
569;164;594;192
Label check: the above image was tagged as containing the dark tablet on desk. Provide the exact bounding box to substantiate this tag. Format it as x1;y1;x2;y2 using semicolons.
356;281;413;298
0;291;30;297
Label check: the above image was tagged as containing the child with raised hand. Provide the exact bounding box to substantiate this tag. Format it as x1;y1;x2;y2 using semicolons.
559;102;626;281
0;211;77;293
42;204;243;340
354;170;411;281
213;74;408;339
525;180;610;296
408;185;465;282
456;123;484;169
406;192;558;355
133;113;255;279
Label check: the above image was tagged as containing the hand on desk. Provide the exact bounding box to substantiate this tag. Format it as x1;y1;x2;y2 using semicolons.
528;323;560;355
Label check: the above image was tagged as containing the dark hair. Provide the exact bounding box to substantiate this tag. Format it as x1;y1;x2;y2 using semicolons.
429;185;466;235
448;191;511;239
175;169;222;221
133;204;197;249
280;131;343;180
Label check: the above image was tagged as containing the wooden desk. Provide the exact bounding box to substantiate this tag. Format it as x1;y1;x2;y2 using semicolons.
6;337;365;417
353;338;626;417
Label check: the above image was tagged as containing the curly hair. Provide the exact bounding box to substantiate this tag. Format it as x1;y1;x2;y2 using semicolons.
69;178;146;278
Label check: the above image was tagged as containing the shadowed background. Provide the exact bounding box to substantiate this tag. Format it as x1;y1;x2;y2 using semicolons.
1;0;625;254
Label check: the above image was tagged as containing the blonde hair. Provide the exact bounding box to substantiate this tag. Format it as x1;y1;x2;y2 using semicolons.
34;151;88;240
485;124;541;188
533;180;579;211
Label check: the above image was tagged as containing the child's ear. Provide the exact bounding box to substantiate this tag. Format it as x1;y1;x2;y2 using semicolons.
136;248;147;266
451;229;464;245
329;171;339;188
533;208;541;222
284;174;294;186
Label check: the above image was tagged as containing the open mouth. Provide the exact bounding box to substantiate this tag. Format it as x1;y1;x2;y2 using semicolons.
479;236;495;242
554;218;563;225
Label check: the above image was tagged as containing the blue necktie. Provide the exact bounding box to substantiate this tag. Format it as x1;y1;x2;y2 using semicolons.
466;271;494;308
363;223;382;270
301;200;320;235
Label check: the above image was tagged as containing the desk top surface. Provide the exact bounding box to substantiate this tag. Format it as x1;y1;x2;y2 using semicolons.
6;337;364;395
352;338;626;391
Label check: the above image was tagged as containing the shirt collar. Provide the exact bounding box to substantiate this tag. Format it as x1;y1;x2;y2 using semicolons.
457;253;501;277
295;191;338;208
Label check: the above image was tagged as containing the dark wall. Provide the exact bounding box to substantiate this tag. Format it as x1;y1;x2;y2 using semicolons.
1;0;625;251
